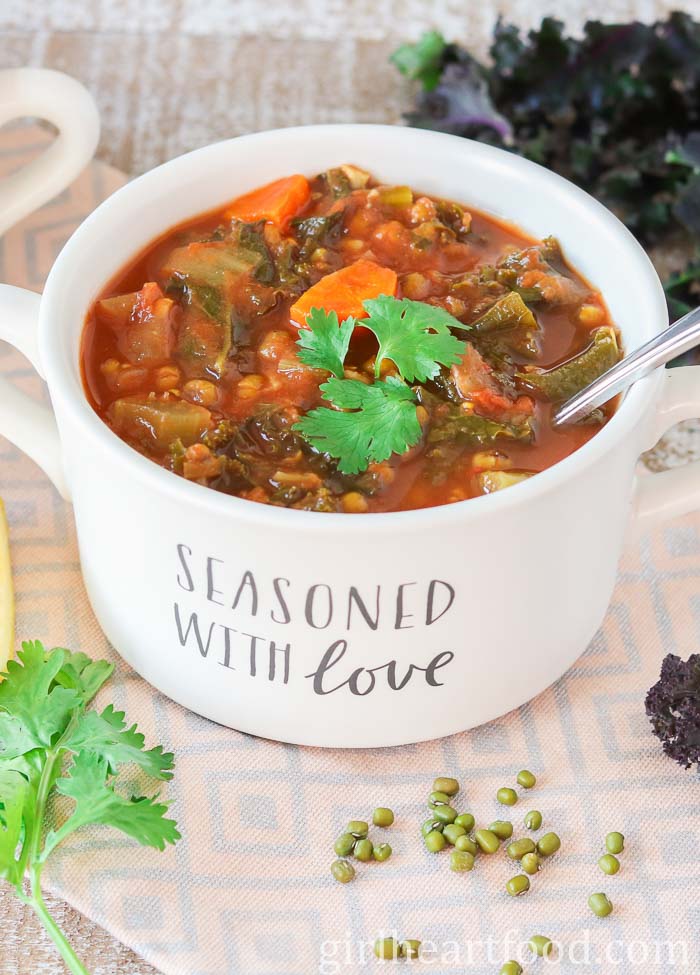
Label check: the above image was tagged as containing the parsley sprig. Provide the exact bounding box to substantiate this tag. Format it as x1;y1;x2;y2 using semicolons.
294;295;469;474
0;642;179;975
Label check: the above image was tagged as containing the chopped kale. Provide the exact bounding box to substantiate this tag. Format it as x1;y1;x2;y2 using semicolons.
646;653;700;771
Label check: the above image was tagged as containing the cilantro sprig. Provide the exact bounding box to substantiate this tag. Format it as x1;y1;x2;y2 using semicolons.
294;294;469;474
0;641;179;975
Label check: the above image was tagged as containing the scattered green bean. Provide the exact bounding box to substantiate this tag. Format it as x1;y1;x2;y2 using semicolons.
507;838;536;860
450;849;475;872
425;829;447;853
354;838;373;861
433;777;460;796
606;832;625;855
589;892;614;917
517;770;537;789
521;852;540;875
529;935;553;957
489;820;514;840
454;812;475;831
455;834;478;855
374;937;400;959
506;874;531;897
537;832;561;857
334;833;356;857
331;859;355;884
427;791;451;808
443;823;467;845
399;940;422;959
524;810;542;831
500;962;523;975
347;820;368;838
598;853;620;875
434;804;458;825
497;787;518;806
475;829;501;854
373;807;394;828
373;843;392;862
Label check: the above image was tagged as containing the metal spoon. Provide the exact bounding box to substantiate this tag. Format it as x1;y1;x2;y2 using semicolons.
553;304;700;426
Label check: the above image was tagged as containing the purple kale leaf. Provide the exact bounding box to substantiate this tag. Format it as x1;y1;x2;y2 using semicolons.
645;653;700;770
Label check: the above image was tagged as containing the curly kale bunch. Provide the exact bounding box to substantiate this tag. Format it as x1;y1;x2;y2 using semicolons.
391;14;700;321
645;653;700;770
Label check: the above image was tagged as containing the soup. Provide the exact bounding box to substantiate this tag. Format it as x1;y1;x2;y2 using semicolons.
81;166;621;513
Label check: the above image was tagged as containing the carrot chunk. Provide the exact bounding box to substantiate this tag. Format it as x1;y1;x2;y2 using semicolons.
290;259;398;326
224;175;311;227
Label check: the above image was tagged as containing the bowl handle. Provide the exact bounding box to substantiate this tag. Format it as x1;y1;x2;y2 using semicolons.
0;285;68;498
633;367;700;533
0;68;99;501
0;68;100;235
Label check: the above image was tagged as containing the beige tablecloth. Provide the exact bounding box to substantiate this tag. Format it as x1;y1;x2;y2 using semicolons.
0;2;696;973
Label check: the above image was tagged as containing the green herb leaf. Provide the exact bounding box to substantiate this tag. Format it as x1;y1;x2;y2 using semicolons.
390;30;447;90
50;752;180;854
294;376;421;474
63;704;175;780
361;295;469;382
295;307;356;378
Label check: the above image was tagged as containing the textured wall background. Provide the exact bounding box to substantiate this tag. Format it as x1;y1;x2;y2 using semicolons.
0;1;695;972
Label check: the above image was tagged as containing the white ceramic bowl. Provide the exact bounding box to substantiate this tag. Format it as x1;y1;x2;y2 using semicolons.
1;69;699;747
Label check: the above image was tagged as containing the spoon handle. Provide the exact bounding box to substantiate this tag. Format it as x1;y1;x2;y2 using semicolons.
553;305;700;426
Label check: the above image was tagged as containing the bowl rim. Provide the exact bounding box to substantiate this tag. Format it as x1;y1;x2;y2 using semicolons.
40;123;668;533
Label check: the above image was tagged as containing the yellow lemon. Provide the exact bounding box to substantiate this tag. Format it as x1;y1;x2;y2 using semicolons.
0;498;14;678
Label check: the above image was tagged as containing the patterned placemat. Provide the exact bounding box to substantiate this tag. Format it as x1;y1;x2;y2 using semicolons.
1;123;699;975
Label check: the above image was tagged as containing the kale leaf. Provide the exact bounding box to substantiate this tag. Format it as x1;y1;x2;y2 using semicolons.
645;653;700;771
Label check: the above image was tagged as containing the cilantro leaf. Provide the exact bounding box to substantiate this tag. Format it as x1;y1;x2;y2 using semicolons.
63;703;175;780
361;295;469;382
0;642;80;758
0;757;32;885
294;376;421;474
47;752;180;856
52;649;114;706
390;30;447;91
295;307;355;378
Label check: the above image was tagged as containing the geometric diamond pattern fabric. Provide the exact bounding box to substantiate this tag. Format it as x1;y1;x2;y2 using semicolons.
0;123;698;975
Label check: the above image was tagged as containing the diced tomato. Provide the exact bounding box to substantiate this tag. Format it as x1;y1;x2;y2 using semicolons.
471;390;535;423
223;175;311;228
289;259;398;326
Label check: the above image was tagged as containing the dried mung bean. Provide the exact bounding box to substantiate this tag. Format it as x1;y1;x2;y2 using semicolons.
598;854;620;875
450;850;475;872
497;787;518;806
455;835;478;855
506;874;531;897
433;777;460;796
489;820;514;840
443;824;467;845
500;962;523;975
537;832;561;857
331;859;355;883
347;820;368;838
373;807;394;828
524;810;542;831
427;791;451;808
374;938;400;959
521;852;540;875
529;935;553;957
373;843;392;862
507;838;536;860
334;833;356;857
434;804;458;825
475;829;501;854
454;812;475;832
422;818;442;837
606;832;625;854
425;829;447;853
517;770;537;789
354;838;373;861
589;893;614;917
399;940;422;959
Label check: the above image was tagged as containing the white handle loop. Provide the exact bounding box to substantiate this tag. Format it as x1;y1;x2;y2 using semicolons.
634;367;700;532
0;68;100;235
0;68;98;498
